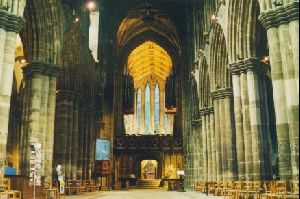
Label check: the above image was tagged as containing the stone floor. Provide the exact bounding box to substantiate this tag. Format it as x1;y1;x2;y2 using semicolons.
63;189;222;199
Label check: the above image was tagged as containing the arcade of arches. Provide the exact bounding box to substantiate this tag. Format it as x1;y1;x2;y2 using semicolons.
0;0;298;197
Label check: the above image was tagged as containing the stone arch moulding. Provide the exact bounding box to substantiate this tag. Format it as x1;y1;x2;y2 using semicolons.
208;22;230;91
21;0;63;65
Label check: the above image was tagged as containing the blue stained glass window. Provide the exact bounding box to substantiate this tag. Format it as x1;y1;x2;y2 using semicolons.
137;88;141;133
154;84;160;133
145;84;151;134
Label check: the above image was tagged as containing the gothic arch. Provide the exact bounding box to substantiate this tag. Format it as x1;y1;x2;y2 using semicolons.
197;56;211;108
209;22;230;90
227;0;268;63
21;0;63;64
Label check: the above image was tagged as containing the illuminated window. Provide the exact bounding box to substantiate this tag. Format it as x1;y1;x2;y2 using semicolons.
154;84;160;133
145;84;151;134
136;88;141;133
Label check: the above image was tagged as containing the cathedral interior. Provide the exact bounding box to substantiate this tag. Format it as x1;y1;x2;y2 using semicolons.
0;0;299;198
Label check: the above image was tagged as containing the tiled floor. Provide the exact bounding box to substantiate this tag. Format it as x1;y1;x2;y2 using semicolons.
62;189;222;199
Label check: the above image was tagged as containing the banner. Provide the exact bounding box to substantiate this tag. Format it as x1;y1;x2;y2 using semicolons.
95;139;110;160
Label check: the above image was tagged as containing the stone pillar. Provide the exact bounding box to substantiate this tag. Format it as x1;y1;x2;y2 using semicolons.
21;61;59;182
77;105;84;180
210;110;217;181
71;97;79;180
201;109;208;181
231;73;246;180
259;1;299;180
0;10;24;177
241;72;253;181
150;85;155;134
159;84;165;135
54;90;76;180
229;58;272;180
213;98;223;181
212;88;236;181
206;112;212;182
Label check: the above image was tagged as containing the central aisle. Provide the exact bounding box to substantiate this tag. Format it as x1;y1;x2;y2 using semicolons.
64;190;222;199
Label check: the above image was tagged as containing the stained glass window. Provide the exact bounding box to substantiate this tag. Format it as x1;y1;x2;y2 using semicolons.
145;84;151;134
136;88;141;133
154;84;160;134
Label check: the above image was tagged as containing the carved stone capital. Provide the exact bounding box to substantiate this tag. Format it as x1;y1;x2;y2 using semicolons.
23;61;60;78
199;106;214;116
228;57;269;75
259;1;299;29
0;10;25;33
211;88;233;100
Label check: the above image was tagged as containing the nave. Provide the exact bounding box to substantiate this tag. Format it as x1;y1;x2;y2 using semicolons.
63;190;220;199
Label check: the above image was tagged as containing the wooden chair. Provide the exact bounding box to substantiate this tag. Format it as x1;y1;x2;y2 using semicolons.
0;190;21;199
236;181;254;198
208;181;218;196
194;181;203;192
227;181;244;199
262;180;287;199
287;180;299;198
223;181;235;197
196;181;206;193
44;188;58;199
65;180;80;195
75;180;85;194
0;178;10;191
214;181;226;196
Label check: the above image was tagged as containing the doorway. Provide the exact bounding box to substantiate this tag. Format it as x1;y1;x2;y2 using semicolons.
141;160;158;179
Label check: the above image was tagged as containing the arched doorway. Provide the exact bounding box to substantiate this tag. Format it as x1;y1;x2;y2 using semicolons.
141;160;158;179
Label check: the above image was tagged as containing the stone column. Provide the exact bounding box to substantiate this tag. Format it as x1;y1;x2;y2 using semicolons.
21;61;59;181
159;84;165;135
241;72;253;181
54;90;75;180
71;95;79;180
77;105;84;180
212;98;223;181
230;72;246;180
201;109;208;181
150;85;155;134
0;10;24;177
206;111;212;181
259;1;299;180
209;109;217;181
219;97;228;181
45;76;57;183
212;88;236;181
246;60;267;180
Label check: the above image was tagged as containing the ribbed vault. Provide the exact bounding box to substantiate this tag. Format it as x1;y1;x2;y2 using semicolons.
128;41;172;88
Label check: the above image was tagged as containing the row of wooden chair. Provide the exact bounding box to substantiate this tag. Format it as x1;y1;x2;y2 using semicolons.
0;178;21;199
195;180;299;199
52;180;99;195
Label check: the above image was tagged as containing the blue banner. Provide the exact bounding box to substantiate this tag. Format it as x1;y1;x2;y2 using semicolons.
95;139;110;160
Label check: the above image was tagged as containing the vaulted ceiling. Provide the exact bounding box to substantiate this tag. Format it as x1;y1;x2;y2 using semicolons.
128;41;172;89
